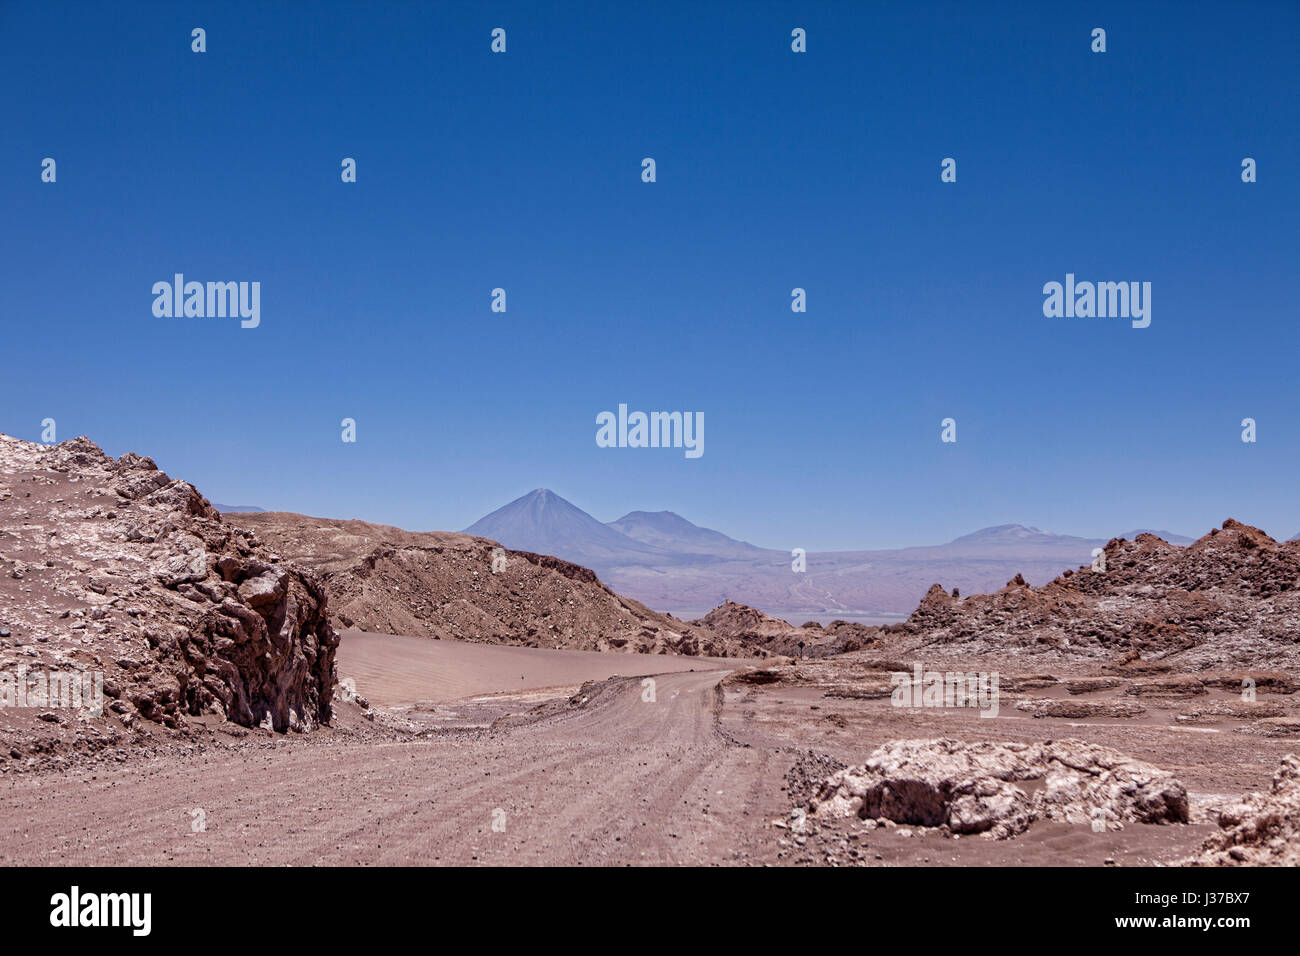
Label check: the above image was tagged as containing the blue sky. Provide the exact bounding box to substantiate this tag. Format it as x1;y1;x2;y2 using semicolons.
3;0;1298;549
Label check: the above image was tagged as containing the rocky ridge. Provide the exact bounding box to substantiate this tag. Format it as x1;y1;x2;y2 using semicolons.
226;512;767;657
688;600;877;658
897;520;1300;670
0;434;337;747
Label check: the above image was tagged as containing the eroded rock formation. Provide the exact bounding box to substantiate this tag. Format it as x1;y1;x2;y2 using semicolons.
0;434;337;733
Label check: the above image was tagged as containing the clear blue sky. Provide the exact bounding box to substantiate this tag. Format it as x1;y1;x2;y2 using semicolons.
3;1;1298;549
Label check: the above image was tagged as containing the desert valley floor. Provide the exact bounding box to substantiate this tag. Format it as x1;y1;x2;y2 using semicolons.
2;630;1293;867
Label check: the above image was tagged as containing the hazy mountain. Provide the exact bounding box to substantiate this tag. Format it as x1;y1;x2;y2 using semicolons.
462;493;1206;619
463;489;668;568
918;524;1099;556
608;510;768;558
920;524;1195;553
947;524;1060;543
211;503;266;514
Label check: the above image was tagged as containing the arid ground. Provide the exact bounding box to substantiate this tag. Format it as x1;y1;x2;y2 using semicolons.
2;434;1297;867
3;630;1293;866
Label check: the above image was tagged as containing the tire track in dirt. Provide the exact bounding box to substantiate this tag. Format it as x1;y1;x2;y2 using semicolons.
0;669;788;866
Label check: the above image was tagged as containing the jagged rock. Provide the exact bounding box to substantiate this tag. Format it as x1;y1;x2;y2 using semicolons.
0;433;338;735
237;569;288;610
1175;699;1284;722
808;738;1188;839
908;584;957;629
1124;676;1207;698
1187;755;1300;865
1066;678;1124;694
688;600;868;658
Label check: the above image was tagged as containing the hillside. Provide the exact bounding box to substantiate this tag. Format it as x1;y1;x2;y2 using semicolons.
227;511;766;657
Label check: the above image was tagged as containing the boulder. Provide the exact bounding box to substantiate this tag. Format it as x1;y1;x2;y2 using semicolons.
808;738;1188;839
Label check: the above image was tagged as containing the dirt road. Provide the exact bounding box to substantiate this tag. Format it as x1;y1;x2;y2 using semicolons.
335;629;752;707
0;669;786;866
0;636;1249;867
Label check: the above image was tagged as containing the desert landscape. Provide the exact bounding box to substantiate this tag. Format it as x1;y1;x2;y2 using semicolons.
5;2;1294;940
2;432;1296;868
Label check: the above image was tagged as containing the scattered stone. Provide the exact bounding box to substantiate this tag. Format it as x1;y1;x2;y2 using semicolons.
808;738;1188;840
1015;698;1145;719
1241;717;1300;738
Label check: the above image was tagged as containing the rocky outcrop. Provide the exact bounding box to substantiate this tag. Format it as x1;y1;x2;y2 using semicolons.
0;434;337;734
895;521;1300;670
807;738;1189;839
690;601;874;658
907;584;958;629
1186;755;1300;865
1014;698;1146;719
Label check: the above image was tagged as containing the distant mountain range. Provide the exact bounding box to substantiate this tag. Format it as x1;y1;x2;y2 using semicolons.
466;490;768;567
211;503;267;514
609;509;769;559
464;490;1198;619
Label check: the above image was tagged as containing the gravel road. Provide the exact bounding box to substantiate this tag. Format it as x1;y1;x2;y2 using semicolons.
0;670;786;865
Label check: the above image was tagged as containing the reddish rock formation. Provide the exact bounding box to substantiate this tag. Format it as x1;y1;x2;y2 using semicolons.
690;600;875;658
894;521;1300;671
0;434;337;735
